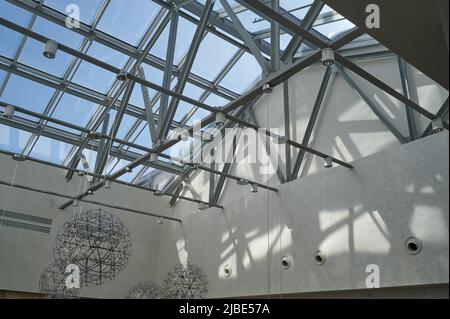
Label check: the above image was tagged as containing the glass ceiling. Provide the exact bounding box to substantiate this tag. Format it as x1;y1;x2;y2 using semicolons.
0;0;367;196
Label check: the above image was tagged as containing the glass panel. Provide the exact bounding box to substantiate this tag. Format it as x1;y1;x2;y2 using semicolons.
51;92;100;130
117;161;141;183
0;124;31;154
87;41;129;69
0;0;30;58
114;114;138;140
203;93;229;107
28;136;73;164
314;19;355;40
173;83;204;122
280;0;313;11
213;0;238;12
150;17;197;66
71;59;115;94
185;107;210;126
191;32;239;81
133;124;152;151
1;75;54;115
0;0;32;26
33;17;84;49
0;26;23;59
236;9;270;33
96;0;161;46
18;37;73;77
220;52;261;94
42;0;104;25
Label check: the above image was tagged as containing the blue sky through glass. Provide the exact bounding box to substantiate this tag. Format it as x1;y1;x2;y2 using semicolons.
97;0;161;46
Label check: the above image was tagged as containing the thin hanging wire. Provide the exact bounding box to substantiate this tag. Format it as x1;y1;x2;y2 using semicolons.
266;88;271;299
0;163;19;229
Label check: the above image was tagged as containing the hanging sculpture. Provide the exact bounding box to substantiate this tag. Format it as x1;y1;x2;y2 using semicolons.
39;263;79;299
163;262;208;299
126;282;162;299
54;208;132;287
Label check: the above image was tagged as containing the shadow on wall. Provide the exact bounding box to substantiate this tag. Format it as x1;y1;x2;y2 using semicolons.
159;134;449;297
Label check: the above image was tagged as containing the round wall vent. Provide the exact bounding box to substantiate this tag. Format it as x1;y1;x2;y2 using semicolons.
314;250;326;266
405;237;422;255
224;264;232;277
281;256;291;270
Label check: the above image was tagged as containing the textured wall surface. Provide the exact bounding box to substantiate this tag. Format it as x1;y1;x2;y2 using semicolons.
158;132;449;298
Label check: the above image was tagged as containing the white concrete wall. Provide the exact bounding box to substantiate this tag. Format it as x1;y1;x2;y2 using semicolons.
157;132;449;298
0;154;176;298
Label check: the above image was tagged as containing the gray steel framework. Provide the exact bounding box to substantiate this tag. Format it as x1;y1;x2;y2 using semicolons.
0;0;447;211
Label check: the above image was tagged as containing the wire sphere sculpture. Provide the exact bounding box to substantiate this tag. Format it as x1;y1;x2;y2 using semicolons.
126;282;162;299
39;263;80;299
54;208;132;287
163;262;208;299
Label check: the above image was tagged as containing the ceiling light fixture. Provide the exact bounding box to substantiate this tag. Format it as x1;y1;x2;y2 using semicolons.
12;154;26;162
43;40;58;59
250;184;258;193
105;179;112;189
2;105;15;119
324;157;333;168
215;112;225;127
236;178;249;186
276;135;287;144
87;131;102;139
262;83;272;94
321;47;335;66
431;118;444;134
116;70;129;81
150;153;158;164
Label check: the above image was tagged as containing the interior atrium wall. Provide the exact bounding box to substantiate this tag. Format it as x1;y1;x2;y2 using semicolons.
158;132;449;298
0;154;169;298
187;52;448;204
